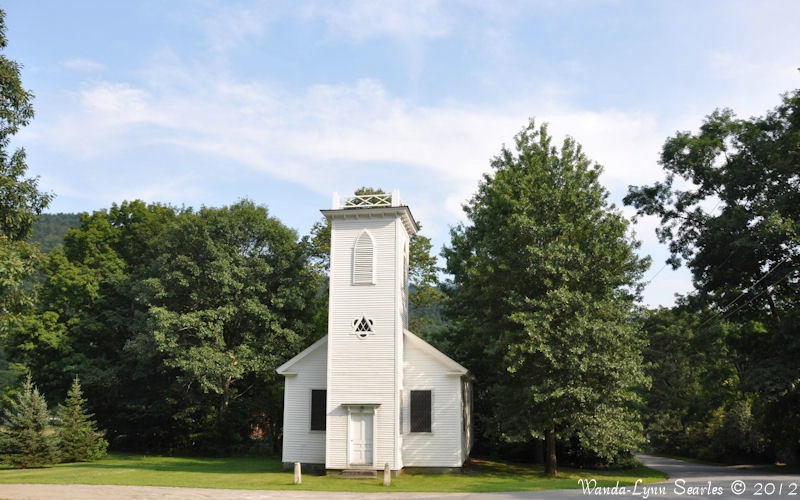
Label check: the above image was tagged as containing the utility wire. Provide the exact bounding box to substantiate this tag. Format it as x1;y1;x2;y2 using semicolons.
645;261;669;283
716;267;795;324
698;255;791;328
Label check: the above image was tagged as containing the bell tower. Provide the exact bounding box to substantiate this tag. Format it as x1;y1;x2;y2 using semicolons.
321;190;418;471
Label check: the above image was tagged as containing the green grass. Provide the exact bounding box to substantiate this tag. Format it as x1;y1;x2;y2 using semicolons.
0;454;667;493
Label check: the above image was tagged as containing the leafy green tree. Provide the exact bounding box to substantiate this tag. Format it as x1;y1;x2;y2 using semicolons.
55;376;108;462
0;374;57;468
6;201;184;451
144;200;319;450
0;345;15;404
624;90;799;315
10;199;321;453
0;8;52;411
640;305;739;457
0;8;51;242
625;89;800;461
0;8;52;334
443;120;649;475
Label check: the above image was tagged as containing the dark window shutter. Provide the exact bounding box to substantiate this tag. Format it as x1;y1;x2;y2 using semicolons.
311;390;326;431
410;390;432;432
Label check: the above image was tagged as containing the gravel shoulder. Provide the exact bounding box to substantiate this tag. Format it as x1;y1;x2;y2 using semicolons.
0;484;532;500
0;484;470;500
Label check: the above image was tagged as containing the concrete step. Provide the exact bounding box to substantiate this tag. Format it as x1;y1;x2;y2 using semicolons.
339;468;377;478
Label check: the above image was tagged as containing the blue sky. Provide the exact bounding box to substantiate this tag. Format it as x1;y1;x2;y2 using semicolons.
4;0;799;307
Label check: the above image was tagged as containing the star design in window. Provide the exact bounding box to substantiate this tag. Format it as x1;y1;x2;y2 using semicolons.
352;316;374;338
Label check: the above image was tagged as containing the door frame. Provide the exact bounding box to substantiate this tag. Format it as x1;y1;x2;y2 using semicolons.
344;404;378;467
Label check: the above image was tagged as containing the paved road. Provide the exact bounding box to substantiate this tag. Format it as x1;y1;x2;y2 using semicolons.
629;454;800;499
1;455;798;499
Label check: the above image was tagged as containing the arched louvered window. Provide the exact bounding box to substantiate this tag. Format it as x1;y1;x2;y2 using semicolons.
352;230;375;285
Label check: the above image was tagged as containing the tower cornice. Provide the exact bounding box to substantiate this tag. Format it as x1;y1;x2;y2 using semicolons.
322;190;419;235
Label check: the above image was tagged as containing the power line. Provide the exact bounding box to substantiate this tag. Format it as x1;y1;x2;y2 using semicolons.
716;267;796;324
645;262;669;283
698;255;791;328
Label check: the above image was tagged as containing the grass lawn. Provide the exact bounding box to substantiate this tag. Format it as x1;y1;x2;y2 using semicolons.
0;454;667;493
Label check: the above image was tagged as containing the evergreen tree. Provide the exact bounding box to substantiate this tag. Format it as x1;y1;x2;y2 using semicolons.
0;374;57;468
55;376;108;462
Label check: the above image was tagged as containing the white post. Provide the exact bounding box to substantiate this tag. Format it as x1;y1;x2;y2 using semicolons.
391;189;400;206
293;462;302;484
383;462;391;486
332;192;340;209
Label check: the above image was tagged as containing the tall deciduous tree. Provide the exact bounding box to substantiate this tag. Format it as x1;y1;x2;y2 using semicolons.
145;200;319;449
0;8;52;408
639;304;748;459
6;201;182;450
624;90;799;314
443;120;649;475
0;8;52;332
10;199;322;453
625;89;800;461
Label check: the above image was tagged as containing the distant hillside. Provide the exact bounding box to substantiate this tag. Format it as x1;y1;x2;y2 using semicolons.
30;213;81;252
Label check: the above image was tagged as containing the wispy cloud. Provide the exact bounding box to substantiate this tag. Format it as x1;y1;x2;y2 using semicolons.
61;58;104;72
42;56;673;228
175;0;274;54
18;0;800;309
302;0;451;41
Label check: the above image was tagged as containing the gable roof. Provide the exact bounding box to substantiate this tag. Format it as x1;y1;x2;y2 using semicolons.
276;335;327;375
276;331;469;377
404;329;468;376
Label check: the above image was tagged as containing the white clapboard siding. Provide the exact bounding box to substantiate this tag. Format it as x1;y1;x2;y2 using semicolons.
277;337;327;465
281;196;471;471
325;215;407;469
402;331;469;467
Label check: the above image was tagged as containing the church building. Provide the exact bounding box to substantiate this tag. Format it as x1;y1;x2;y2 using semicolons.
277;190;472;472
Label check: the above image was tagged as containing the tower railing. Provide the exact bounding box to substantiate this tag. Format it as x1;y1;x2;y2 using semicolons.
332;190;401;209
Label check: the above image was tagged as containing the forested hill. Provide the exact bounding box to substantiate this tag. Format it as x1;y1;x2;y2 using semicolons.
29;213;81;252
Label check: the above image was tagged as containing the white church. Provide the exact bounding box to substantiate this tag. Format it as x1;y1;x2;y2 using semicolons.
277;190;472;473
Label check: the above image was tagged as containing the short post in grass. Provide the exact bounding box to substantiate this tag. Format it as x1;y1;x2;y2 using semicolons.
383;462;391;486
293;462;302;484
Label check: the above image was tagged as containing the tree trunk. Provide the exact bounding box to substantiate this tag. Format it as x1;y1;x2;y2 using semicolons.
766;290;781;322
545;423;557;476
219;377;232;418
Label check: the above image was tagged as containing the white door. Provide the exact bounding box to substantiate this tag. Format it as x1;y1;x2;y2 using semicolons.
349;412;373;465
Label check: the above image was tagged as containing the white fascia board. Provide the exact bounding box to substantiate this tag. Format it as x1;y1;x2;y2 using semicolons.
276;335;328;375
403;329;468;375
